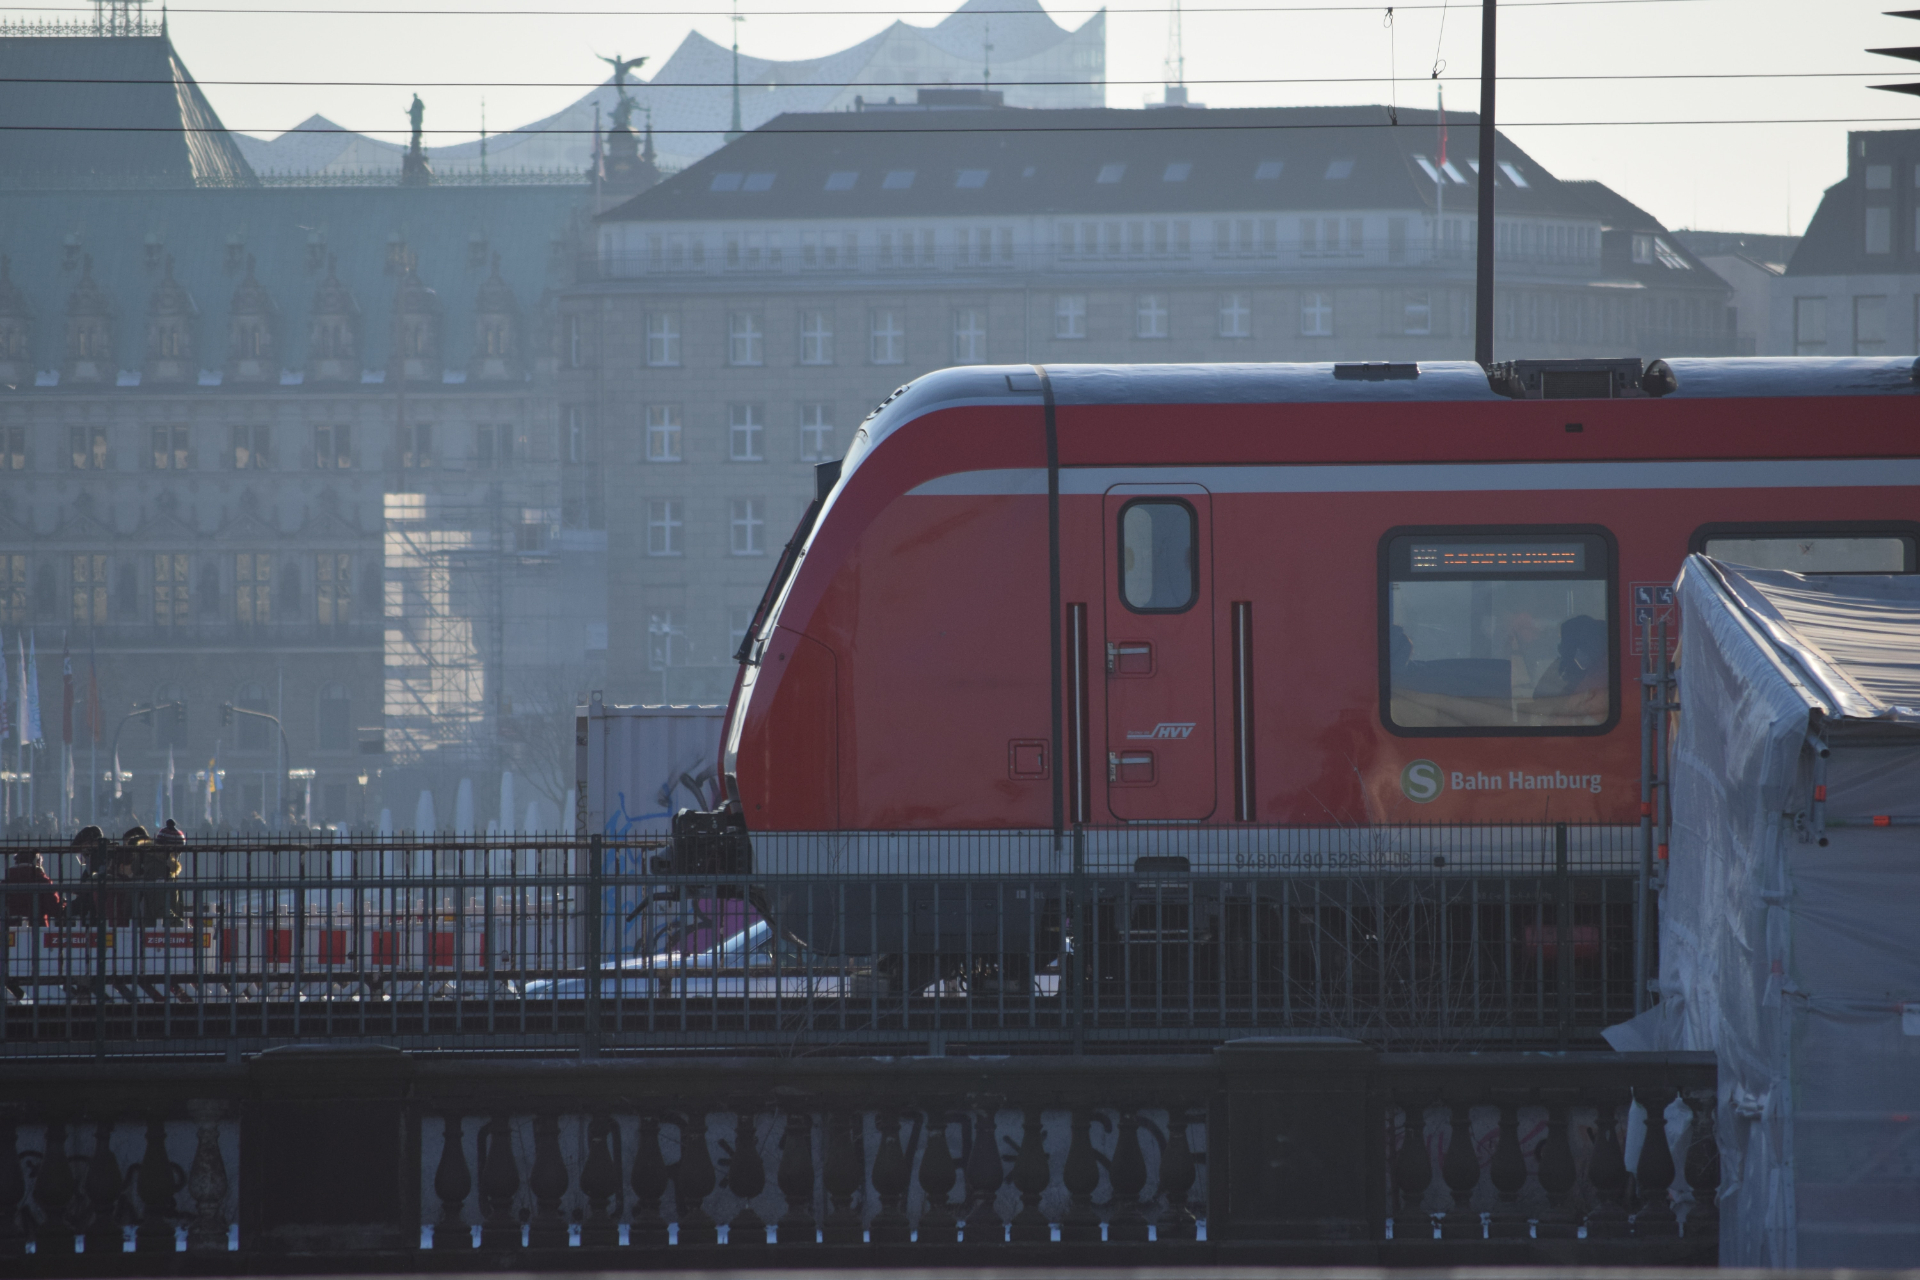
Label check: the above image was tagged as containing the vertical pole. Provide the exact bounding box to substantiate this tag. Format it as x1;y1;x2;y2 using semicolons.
1474;0;1497;367
584;831;603;1057
1554;821;1570;1048
1635;613;1653;1016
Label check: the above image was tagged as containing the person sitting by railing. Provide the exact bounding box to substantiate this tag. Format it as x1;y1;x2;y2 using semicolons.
3;847;64;925
137;822;186;924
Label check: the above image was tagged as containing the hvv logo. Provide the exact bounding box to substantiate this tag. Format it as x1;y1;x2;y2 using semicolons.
1127;722;1196;740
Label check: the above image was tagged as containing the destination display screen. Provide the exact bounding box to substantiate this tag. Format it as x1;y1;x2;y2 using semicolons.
1409;542;1587;573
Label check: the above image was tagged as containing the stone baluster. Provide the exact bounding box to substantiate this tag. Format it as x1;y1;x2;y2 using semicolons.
775;1112;816;1246
915;1111;959;1244
1630;1088;1678;1237
819;1112;865;1245
82;1118;124;1246
1058;1108;1100;1243
526;1113;570;1248
673;1110;718;1245
1681;1092;1720;1239
578;1113;623;1247
629;1114;671;1247
1157;1108;1199;1241
1584;1096;1631;1238
1390;1098;1434;1237
1104;1110;1151;1243
726;1109;768;1246
135;1117;181;1253
184;1102;230;1253
32;1121;79;1252
1438;1099;1482;1239
432;1114;472;1246
0;1118;27;1255
476;1112;523;1248
960;1107;1006;1245
1007;1105;1050;1243
1532;1098;1579;1239
1487;1096;1530;1239
868;1111;913;1244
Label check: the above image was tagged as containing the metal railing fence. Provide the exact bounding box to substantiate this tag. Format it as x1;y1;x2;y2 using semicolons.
0;823;1639;1058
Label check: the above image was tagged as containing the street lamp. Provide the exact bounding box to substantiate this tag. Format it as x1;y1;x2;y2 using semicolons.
220;702;294;828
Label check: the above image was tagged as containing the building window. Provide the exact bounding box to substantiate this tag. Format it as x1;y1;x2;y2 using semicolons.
235;553;271;625
1218;292;1251;339
870;309;905;364
1865;207;1892;255
1855;295;1888;355
645;406;682;462
231;425;269;470
646;313;680;367
727;312;764;366
648;610;685;670
799;310;834;365
154;553;189;626
1055;294;1087;339
2;425;23;470
1866;163;1893;190
1387;217;1408;264
400;422;432;469
69;426;107;470
799;404;834;462
474;424;512;469
646;500;683;556
0;555;24;623
952;308;987;363
564;407;585;465
1793;297;1827;355
730;498;766;556
314;424;351;469
566;314;584;368
316;553;350;625
152;424;189;470
71;554;107;624
1301;292;1333;337
728;404;764;461
317;682;351;752
1404;290;1433;335
1135;295;1169;340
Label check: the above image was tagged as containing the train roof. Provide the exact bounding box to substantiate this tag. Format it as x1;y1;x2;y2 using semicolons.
847;356;1920;465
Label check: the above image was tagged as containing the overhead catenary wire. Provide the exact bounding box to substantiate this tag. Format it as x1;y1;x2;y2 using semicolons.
0;0;1741;13
0;71;1898;88
2;115;1910;134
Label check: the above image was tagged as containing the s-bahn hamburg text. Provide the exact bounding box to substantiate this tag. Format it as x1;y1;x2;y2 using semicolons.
684;357;1920;849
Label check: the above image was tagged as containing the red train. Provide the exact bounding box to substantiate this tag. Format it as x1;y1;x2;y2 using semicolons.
708;355;1918;842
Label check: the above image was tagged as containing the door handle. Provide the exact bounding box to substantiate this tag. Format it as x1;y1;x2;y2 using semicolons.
1106;642;1152;675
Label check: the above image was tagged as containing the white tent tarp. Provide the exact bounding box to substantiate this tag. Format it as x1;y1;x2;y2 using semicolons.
1662;554;1920;1266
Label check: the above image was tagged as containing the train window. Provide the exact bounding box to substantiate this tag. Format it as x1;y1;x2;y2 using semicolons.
1381;529;1616;735
1120;500;1196;612
1693;525;1916;574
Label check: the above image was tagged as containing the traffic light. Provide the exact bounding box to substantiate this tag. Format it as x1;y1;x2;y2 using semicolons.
173;702;186;726
1870;10;1920;98
221;702;234;726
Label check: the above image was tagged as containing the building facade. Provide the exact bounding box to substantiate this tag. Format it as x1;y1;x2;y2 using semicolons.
566;104;1737;705
1772;128;1920;358
0;30;602;833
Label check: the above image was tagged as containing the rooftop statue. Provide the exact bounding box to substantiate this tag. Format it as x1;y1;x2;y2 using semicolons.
596;53;647;133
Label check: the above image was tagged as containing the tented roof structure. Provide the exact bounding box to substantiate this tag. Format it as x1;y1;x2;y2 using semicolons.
1659;554;1920;1266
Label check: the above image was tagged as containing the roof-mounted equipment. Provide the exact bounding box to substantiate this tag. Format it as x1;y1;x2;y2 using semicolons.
1486;357;1677;400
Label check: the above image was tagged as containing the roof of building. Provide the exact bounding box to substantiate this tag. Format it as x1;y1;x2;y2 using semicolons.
0;182;587;381
598;105;1620;225
234;0;1104;179
0;34;256;189
1787;128;1920;277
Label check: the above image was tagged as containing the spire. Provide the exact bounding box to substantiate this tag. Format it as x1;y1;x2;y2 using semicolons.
726;0;744;141
642;109;656;166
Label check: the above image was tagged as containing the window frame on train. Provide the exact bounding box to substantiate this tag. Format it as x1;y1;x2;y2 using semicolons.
1689;522;1920;575
1117;498;1200;614
1377;524;1621;738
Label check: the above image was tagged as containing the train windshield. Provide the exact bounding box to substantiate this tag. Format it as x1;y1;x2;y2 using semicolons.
1385;531;1613;731
1701;535;1912;574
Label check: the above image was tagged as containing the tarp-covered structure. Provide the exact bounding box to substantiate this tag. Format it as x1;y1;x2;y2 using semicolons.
1663;554;1920;1265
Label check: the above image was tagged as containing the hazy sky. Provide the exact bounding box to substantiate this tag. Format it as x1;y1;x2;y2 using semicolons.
56;0;1920;234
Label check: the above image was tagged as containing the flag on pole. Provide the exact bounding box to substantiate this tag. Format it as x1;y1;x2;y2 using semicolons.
114;746;123;799
86;630;103;741
204;754;216;824
24;631;40;745
0;625;10;746
14;631;25;748
61;634;74;745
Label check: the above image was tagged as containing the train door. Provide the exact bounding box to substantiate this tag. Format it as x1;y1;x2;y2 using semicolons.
1102;486;1216;821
